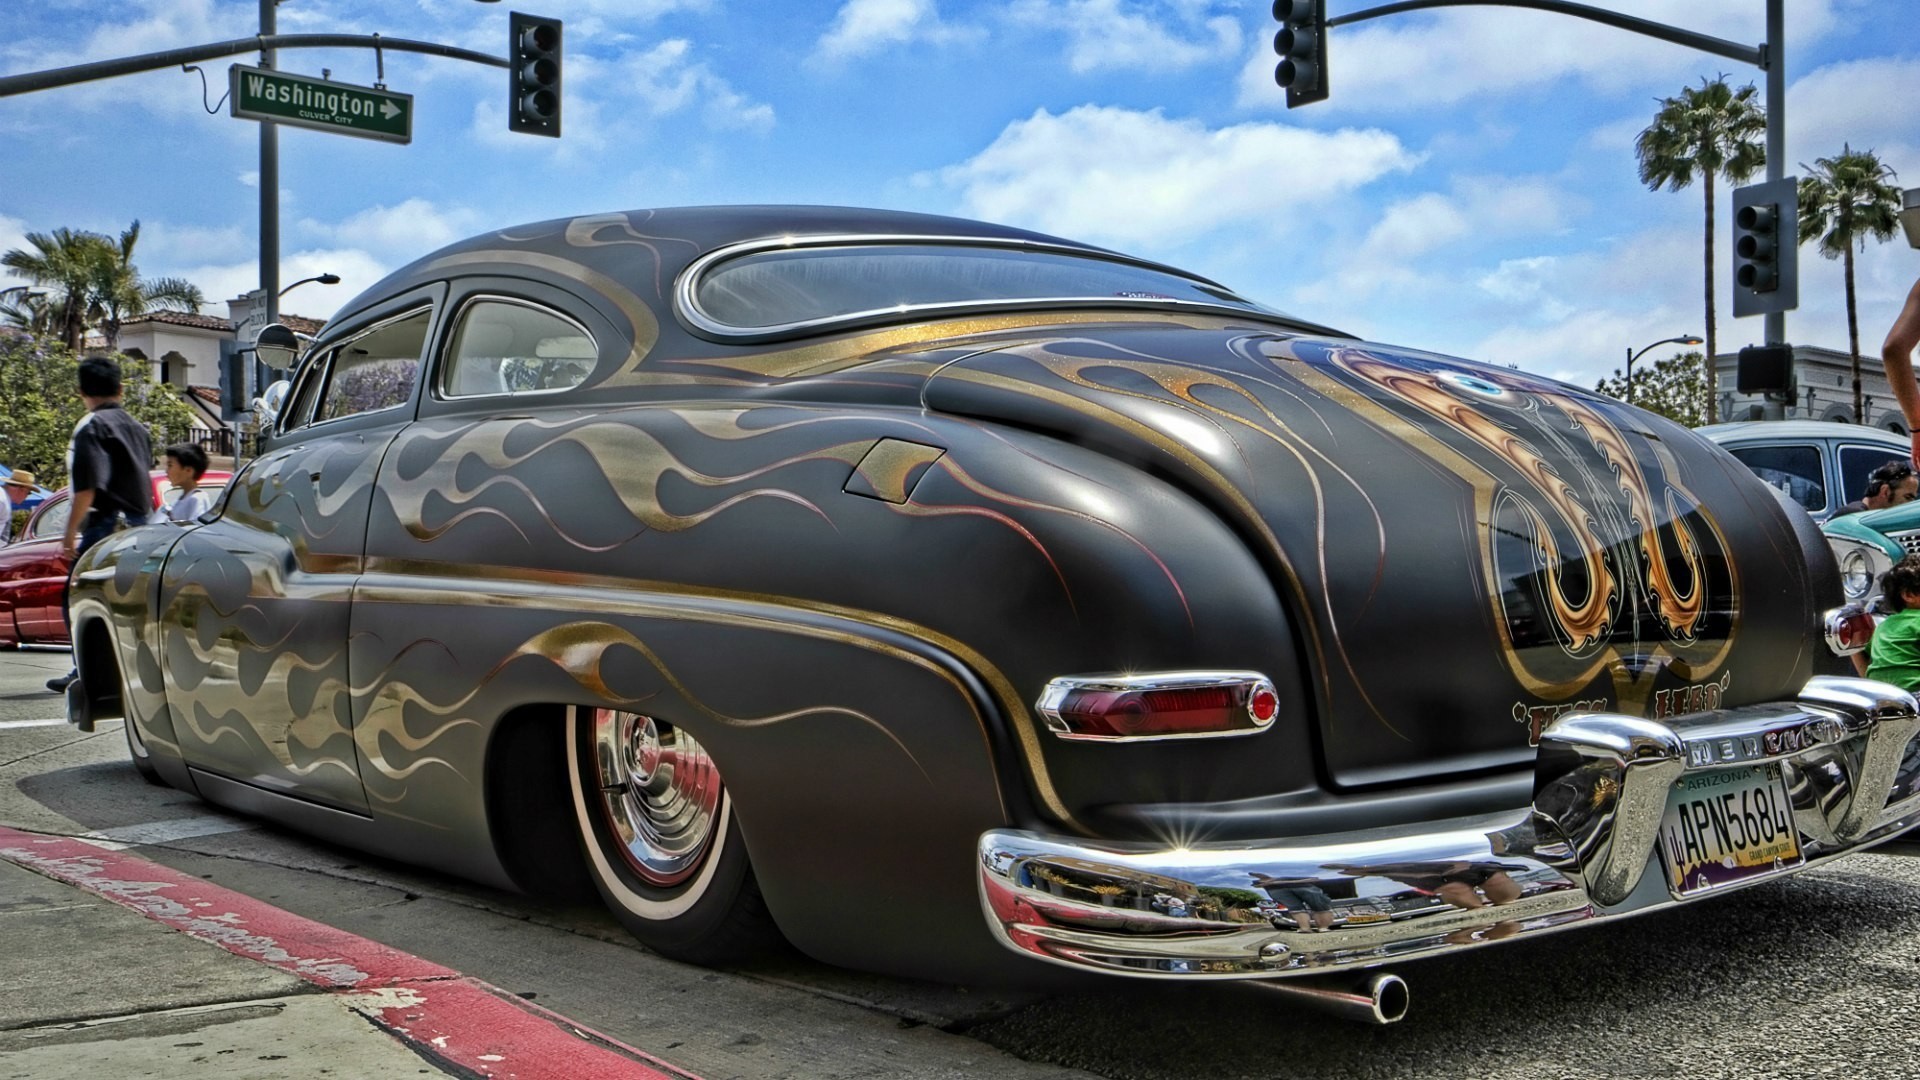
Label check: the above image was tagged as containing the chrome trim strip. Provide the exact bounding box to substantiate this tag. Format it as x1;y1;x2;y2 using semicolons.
1035;670;1278;743
673;233;1302;342
979;676;1920;980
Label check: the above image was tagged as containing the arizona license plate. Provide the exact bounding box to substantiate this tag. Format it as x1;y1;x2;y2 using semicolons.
1658;761;1802;897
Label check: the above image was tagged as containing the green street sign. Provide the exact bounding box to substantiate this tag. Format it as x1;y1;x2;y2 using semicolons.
229;64;412;145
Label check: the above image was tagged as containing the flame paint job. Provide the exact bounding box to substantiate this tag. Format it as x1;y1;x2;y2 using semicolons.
66;206;1839;984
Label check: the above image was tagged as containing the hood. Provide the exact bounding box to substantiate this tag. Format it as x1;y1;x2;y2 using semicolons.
924;322;1830;787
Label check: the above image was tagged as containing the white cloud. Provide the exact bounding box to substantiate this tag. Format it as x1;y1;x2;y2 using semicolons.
1008;0;1241;75
1293;178;1574;308
621;40;775;132
308;198;484;261
934;105;1420;248
1236;0;1844;114
0;214;30;293
812;0;978;66
1787;55;1920;173
179;247;389;321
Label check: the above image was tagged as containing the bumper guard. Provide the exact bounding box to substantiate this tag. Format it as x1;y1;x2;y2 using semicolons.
978;676;1920;979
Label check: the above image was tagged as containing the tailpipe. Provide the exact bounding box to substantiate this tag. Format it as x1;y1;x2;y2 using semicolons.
1243;971;1409;1025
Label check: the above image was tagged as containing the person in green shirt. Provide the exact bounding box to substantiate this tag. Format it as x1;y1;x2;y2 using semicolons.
1866;555;1920;691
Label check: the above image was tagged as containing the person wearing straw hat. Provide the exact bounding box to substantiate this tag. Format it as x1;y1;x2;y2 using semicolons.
1;469;38;544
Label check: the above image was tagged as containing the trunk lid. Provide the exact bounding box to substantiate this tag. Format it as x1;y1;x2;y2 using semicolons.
924;322;1826;787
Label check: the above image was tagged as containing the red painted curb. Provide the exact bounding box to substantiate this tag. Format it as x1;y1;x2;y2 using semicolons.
0;826;701;1080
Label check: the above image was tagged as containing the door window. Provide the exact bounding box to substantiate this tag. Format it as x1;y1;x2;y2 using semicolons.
1729;444;1826;515
1838;445;1911;508
439;298;596;399
313;309;431;425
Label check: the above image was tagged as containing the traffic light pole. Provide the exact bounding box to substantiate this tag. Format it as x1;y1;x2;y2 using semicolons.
260;0;279;333
1304;0;1789;352
1763;0;1785;352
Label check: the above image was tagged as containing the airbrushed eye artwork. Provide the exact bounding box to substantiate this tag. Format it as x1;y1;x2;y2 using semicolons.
64;206;1920;994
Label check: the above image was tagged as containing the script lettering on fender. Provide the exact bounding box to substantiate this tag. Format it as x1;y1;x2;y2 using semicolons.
1651;673;1734;720
1512;698;1608;745
1512;673;1735;745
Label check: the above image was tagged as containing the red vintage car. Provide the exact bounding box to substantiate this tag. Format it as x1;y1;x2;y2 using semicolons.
0;469;229;648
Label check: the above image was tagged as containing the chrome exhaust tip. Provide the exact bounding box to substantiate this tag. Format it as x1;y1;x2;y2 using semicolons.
1244;970;1409;1025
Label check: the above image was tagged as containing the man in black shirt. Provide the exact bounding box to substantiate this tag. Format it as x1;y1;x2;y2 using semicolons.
1830;459;1919;519
48;358;153;693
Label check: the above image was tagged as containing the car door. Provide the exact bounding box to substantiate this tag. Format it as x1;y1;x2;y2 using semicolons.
350;280;610;810
0;493;73;644
157;284;443;813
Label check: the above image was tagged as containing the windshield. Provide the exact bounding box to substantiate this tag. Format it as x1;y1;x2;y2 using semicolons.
686;242;1287;335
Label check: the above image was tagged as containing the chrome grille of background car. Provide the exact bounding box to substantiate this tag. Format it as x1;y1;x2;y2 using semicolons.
1887;529;1920;556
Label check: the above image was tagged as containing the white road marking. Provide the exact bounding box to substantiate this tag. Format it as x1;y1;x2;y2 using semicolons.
0;717;117;730
76;815;257;850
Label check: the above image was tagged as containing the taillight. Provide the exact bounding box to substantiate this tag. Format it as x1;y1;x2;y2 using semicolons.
1824;605;1878;656
1036;672;1279;742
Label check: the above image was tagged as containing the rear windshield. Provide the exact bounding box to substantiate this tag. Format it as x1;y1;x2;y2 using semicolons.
686;242;1285;334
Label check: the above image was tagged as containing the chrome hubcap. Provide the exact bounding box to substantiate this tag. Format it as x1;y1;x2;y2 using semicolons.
591;708;722;887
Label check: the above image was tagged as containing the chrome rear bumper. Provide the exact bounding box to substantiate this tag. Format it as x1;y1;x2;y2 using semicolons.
978;676;1920;979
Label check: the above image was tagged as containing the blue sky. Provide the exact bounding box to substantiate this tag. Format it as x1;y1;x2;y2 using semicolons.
3;0;1916;391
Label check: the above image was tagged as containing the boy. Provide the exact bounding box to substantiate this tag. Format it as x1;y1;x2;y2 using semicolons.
163;443;213;523
1866;554;1920;692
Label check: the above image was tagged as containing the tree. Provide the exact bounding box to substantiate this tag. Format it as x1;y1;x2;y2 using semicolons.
1595;349;1709;427
0;287;60;337
0;335;199;489
1636;77;1766;424
1798;146;1902;423
91;221;205;353
1;220;203;355
0;227;110;354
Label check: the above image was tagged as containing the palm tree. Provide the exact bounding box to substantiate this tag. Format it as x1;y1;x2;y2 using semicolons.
1636;77;1766;424
0;227;112;354
1798;146;1902;422
90;222;204;353
0;287;60;337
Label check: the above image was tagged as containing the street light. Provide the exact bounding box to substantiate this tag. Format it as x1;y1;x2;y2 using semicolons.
1625;334;1704;405
278;272;340;298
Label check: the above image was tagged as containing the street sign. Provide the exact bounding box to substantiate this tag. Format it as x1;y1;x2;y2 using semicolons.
228;64;411;145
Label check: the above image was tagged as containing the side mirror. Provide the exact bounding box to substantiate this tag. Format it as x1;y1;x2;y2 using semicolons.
254;322;303;371
251;379;292;428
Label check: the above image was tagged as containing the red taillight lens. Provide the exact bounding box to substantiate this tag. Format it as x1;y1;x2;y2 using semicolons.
1823;605;1878;655
1038;672;1279;741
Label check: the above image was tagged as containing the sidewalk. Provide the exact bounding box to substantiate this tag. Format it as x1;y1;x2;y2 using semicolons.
0;827;700;1079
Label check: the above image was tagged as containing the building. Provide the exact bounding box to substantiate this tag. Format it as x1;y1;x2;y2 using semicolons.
1712;344;1906;433
86;300;326;459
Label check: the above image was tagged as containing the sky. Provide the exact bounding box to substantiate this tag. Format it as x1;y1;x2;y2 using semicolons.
2;0;1916;392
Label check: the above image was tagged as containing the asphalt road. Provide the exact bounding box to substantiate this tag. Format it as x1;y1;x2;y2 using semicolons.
5;641;1920;1080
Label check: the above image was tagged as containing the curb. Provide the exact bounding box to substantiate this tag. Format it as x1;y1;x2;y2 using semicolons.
0;825;700;1080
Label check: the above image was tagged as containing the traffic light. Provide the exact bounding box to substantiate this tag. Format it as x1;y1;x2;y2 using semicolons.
1734;204;1779;291
509;13;562;137
1731;177;1799;319
1272;0;1327;108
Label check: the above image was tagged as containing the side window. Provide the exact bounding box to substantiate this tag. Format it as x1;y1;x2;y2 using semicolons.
1729;444;1826;515
315;309;431;424
1839;445;1909;506
28;497;70;541
440;298;596;399
280;353;327;434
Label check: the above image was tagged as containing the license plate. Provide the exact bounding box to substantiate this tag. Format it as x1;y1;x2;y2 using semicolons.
1657;761;1802;897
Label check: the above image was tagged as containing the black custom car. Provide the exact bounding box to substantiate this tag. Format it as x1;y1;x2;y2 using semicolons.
66;206;1920;1015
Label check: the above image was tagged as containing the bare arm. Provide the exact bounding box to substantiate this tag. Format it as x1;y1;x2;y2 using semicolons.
1883;276;1920;463
62;488;94;558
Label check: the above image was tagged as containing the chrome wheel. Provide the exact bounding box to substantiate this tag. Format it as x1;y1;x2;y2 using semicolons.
591;708;722;887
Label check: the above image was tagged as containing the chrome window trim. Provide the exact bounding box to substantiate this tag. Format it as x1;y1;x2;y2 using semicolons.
301;306;434;433
674;233;1318;342
432;293;598;402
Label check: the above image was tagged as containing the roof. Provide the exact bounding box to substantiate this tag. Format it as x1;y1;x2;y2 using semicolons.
118;309;235;333
1695;420;1909;445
